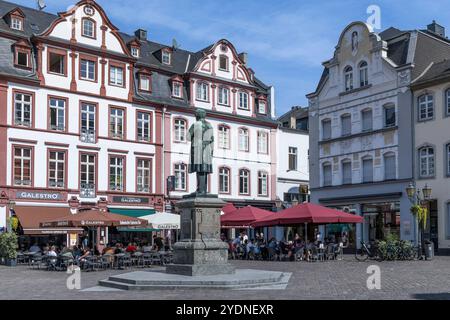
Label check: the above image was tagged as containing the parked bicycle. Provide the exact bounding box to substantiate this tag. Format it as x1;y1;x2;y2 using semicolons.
355;241;383;262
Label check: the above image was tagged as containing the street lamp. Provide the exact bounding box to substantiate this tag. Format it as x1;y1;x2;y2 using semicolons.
422;184;432;200
291;198;299;207
406;182;416;199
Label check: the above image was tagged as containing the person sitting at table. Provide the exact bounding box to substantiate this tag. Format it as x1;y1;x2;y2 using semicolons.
114;243;124;254
29;243;41;253
47;246;58;257
126;242;137;253
153;235;164;251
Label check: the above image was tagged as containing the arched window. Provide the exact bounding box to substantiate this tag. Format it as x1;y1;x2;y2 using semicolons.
384;152;396;180
359;61;368;87
322;162;332;187
258;171;269;196
196;82;209;101
238;128;249;152
362;156;373;183
239;169;250;195
342;159;352;185
418;94;434;121
218;125;230;149
361;108;373;132
174;118;187;142
219;55;229;71
419;147;435;177
82;18;95;38
218;86;230;106
344;66;353;91
219;167;230;194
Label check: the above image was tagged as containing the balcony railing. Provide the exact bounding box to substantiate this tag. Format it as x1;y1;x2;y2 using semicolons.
14;179;31;186
49;180;65;188
110;184;124;192
14;120;31;127
50;124;66;131
80;183;96;198
137;186;150;193
80;129;96;144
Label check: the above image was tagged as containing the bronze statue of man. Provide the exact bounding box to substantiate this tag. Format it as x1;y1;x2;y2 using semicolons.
187;109;214;196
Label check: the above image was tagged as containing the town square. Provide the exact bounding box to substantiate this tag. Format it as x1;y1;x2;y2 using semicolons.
1;0;450;305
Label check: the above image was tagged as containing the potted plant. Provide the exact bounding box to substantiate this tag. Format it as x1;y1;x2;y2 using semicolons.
0;232;19;267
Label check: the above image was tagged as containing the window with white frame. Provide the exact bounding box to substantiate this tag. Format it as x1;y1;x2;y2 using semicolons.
384;104;396;127
109;157;124;191
258;171;268;196
384;153;396;180
447;144;450;176
218;125;230;149
342;160;352;185
140;75;151;91
48;151;65;188
80;103;96;142
110;65;124;86
131;47;139;58
48;51;66;75
137;159;151;193
82;18;95;38
361;109;373;132
137;112;151;142
80;153;96;197
219;55;228;71
219;167;230;194
344;66;353;91
109;108;124;139
257;131;268;154
16;50;29;67
174;119;187;142
323;163;332;187
239;169;250;195
362;157;373;183
13;147;32;186
341;114;351;136
238;92;249;110
174;163;187;191
196;82;209;101
11;17;22;31
49;98;66;131
162;50;171;65
14;92;32;127
80;59;96;81
418;94;434;121
238;128;249;152
359;61;368;87
258;100;266;114
419;147;435;177
289;147;298;171
218;87;230;105
172;82;182;98
322;119;331;140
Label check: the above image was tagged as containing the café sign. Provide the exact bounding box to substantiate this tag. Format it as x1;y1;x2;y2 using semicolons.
16;191;64;201
112;196;149;204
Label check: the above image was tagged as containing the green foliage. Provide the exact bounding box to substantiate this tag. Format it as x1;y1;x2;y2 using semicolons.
377;234;415;261
410;205;428;229
0;232;19;260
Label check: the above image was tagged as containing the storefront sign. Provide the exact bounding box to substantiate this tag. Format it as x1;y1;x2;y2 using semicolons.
16;191;64;201
155;224;180;230
112;196;149;204
81;220;105;226
119;220;144;226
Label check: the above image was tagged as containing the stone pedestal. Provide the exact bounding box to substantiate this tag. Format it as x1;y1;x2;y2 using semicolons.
166;196;235;276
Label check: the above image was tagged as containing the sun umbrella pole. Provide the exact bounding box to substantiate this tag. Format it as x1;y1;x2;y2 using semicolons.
304;222;308;243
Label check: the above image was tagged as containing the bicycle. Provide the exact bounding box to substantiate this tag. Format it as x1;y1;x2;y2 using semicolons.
355;241;383;262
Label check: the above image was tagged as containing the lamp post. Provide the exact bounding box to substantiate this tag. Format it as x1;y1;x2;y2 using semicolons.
291;197;299;207
406;182;432;257
274;197;283;212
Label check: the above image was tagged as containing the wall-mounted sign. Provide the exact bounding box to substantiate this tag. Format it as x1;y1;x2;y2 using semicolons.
112;196;149;204
16;191;64;201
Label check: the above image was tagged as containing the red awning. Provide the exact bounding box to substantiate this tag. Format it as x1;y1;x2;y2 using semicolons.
251;203;363;228
221;203;237;215
221;206;274;228
40;210;148;228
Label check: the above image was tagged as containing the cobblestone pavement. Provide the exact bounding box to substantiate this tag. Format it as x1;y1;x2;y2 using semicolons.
1;256;450;300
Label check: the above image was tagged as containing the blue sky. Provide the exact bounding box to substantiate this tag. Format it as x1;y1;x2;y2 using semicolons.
11;0;450;116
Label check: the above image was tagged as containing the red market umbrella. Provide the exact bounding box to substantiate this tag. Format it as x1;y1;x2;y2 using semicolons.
221;206;274;228
221;203;238;215
251;203;363;228
40;210;148;228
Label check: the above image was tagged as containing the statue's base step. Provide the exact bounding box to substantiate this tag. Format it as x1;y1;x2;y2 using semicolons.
98;268;291;290
166;263;235;276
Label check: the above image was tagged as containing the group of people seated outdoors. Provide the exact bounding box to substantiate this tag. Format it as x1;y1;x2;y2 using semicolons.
225;231;347;262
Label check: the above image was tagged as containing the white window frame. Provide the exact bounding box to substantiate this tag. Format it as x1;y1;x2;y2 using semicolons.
344;66;353;91
48;151;65;188
238;92;249;110
110;65;124;86
137;112;151;142
11;17;22;31
80;154;96;189
218;125;230;149
13;147;32;186
419;147;435;178
140;75;151;91
218;87;230;106
257;131;268;154
172;82;182;98
174;119;187;142
82;19;95;38
80;59;95;81
289;147;298;171
239;169;250;195
238;128;249;152
219;55;229;71
137;159;151;193
14;93;32;127
174;163;187;191
359;61;368;87
162;50;171;65
258;171;269;196
196;82;209;101
49;98;66;131
110;108;124;139
418;94;434;121
219;167;230;194
258;100;266;114
109;157;124;191
131;47;139;58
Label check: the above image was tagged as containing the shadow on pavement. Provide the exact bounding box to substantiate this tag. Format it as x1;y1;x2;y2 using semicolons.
412;293;450;300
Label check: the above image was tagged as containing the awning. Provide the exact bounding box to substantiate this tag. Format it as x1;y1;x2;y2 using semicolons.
142;212;180;230
14;206;84;235
221;206;274;228
108;208;156;218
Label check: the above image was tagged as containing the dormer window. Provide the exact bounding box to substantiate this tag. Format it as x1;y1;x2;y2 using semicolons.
11;17;22;31
258;100;267;114
139;74;151;92
162;50;171;65
219;55;229;71
131;47;139;58
82;18;96;38
14;40;31;69
173;82;182;98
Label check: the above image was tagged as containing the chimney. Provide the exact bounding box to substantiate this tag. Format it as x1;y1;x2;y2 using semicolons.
427;20;445;38
135;28;148;41
238;52;248;65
